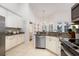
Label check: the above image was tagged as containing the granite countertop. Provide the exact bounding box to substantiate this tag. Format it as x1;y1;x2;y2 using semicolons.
36;32;69;38
5;27;24;36
5;32;24;36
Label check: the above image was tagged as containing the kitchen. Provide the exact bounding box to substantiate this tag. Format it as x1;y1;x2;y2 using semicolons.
0;3;79;56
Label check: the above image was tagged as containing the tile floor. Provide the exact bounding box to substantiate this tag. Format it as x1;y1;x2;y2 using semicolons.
6;41;55;56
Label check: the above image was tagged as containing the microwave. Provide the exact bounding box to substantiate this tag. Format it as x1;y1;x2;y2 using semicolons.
72;3;79;24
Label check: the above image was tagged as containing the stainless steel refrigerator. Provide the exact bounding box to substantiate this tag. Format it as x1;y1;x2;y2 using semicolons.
0;15;5;56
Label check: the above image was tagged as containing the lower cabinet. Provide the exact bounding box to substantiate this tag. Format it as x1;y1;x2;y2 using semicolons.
46;36;61;56
5;34;25;51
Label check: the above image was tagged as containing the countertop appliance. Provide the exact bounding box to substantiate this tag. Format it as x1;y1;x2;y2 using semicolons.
72;3;79;24
0;16;5;56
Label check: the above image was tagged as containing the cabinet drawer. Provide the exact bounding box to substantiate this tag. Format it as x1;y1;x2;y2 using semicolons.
16;34;24;44
11;35;18;47
5;36;15;50
5;34;25;51
46;36;61;55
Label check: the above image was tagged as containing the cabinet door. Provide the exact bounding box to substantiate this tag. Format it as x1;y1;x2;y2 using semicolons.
46;36;53;50
56;40;61;55
19;34;24;43
52;37;61;55
46;36;61;56
11;35;18;47
72;5;79;20
20;34;25;42
5;36;15;50
5;34;25;51
16;34;24;44
15;35;20;44
49;37;57;54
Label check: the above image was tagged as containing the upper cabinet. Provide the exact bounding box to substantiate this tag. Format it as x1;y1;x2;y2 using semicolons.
5;11;23;28
0;6;23;28
0;7;7;17
72;4;79;24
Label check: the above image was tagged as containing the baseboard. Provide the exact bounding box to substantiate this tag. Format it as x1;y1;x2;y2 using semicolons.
35;47;46;49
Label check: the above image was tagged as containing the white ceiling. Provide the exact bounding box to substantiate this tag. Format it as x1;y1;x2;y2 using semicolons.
29;3;74;19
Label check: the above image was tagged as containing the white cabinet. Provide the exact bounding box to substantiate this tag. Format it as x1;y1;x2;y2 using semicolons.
46;36;61;56
5;11;23;28
0;7;7;17
16;34;25;44
46;36;52;50
5;35;14;50
5;34;24;51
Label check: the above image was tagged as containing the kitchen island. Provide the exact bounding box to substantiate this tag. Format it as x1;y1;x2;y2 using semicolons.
35;32;79;56
35;32;62;56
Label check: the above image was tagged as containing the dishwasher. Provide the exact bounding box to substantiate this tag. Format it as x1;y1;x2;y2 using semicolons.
35;36;46;49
